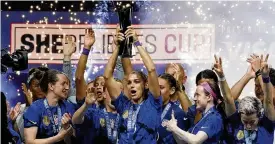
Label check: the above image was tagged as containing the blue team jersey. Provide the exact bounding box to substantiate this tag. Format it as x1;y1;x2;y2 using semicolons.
8;118;21;144
113;91;162;144
157;101;189;144
226;112;274;144
74;104;105;144
23;99;76;140
188;106;224;144
187;104;197;127
78;108;120;144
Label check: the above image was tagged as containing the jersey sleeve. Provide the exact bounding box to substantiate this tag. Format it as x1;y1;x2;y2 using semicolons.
198;113;223;139
23;104;41;128
148;91;162;112
112;92;129;114
175;108;189;131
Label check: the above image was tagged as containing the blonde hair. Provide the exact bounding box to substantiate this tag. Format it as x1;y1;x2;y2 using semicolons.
238;96;263;116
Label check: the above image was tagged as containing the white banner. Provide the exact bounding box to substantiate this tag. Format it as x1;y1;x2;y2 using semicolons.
11;24;215;64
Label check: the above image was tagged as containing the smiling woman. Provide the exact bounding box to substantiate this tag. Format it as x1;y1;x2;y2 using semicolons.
23;69;76;144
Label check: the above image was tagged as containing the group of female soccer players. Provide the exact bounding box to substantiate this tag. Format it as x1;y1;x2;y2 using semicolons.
4;25;275;144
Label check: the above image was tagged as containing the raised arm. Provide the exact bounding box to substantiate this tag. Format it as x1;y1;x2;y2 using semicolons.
72;88;97;124
75;29;95;102
231;65;255;100
261;54;275;121
104;26;125;100
125;26;160;98
121;57;133;98
172;63;192;112
63;35;76;97
176;90;192;112
213;55;236;117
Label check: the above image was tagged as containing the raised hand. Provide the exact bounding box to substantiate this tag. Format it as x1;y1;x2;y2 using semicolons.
61;113;72;130
9;102;21;121
124;26;138;42
171;63;183;83
162;110;178;132
247;53;261;72
85;88;97;106
213;55;224;78
260;54;270;77
21;83;33;104
246;65;256;79
113;24;125;47
63;35;76;57
84;28;96;49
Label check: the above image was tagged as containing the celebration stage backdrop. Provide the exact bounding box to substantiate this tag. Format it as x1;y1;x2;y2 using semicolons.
1;1;275;106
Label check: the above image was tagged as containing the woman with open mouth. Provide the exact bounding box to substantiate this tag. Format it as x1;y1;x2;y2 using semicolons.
104;25;162;143
72;29;120;144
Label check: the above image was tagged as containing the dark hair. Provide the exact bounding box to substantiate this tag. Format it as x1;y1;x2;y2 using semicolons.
1;92;15;144
94;76;104;84
129;71;148;98
159;73;180;93
39;69;64;93
1;92;8;131
28;66;49;76
28;67;49;86
269;68;275;86
130;71;148;83
196;69;218;85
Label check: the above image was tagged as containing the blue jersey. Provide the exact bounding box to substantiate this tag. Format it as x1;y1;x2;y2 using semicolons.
8;118;21;144
23;99;76;142
188;106;223;144
157;101;189;144
113;91;162;144
84;109;120;144
187;104;197;127
226;112;274;144
74;104;106;144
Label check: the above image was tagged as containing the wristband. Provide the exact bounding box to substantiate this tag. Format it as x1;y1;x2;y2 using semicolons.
262;76;270;83
133;41;142;47
82;48;90;56
255;69;261;78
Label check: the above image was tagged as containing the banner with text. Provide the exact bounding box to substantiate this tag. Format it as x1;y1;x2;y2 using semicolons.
11;24;215;64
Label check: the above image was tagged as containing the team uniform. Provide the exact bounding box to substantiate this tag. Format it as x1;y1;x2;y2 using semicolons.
226;112;274;144
74;103;106;144
188;106;224;144
84;109;120;144
23;99;76;144
157;101;189;144
113;91;162;143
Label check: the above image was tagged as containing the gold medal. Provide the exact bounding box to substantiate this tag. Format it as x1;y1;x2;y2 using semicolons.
122;110;128;119
43;116;50;126
237;130;244;140
100;118;105;127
